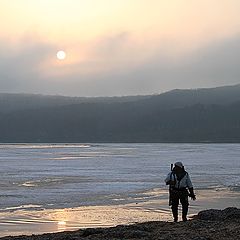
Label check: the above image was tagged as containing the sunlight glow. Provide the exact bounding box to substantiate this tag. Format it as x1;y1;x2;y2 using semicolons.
58;221;66;225
58;220;67;231
57;51;66;60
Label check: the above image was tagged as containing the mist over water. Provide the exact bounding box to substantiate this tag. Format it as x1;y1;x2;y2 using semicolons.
0;143;239;212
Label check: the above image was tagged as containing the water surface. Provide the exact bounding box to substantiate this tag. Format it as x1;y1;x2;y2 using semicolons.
0;143;239;236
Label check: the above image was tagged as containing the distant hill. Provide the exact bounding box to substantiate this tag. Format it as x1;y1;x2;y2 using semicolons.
136;84;240;110
0;93;149;113
0;84;240;142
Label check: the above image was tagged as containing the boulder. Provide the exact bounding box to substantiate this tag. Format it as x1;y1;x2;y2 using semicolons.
198;207;240;221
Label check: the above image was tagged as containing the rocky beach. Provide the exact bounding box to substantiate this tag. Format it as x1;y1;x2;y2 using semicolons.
1;207;239;240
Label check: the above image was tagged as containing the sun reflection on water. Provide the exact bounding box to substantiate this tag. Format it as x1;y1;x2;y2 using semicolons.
58;220;67;231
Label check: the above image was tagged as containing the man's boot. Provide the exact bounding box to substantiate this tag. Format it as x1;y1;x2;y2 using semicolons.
182;215;187;222
182;204;188;222
172;207;178;222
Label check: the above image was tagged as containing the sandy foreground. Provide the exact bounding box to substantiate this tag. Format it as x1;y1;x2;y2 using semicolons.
0;188;239;238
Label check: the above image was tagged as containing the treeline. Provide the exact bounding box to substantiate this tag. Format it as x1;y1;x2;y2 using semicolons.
0;84;240;142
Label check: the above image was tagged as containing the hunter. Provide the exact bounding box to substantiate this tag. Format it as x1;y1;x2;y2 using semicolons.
165;162;196;222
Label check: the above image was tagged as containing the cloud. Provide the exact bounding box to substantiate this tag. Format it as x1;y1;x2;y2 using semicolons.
87;33;240;96
0;32;240;96
0;36;56;93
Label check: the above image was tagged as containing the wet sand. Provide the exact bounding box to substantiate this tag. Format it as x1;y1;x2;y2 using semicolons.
0;188;239;238
1;208;240;240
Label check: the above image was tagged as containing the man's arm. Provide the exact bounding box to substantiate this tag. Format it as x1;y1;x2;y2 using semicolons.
189;187;196;200
186;173;196;200
165;172;171;185
165;172;175;185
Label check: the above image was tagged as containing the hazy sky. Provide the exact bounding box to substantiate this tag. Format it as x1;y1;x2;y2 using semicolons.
1;0;240;96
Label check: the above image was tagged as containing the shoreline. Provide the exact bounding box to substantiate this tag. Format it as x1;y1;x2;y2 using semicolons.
0;188;239;238
1;207;239;240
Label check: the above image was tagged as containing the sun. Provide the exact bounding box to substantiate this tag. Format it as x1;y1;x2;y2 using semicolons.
57;50;66;60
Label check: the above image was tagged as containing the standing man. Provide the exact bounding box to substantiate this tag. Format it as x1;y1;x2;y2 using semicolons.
165;162;196;222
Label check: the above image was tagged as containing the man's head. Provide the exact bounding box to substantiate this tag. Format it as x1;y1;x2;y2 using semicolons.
175;161;183;168
174;161;184;172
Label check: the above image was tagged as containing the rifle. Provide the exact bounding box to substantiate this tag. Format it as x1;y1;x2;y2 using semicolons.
168;163;174;206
